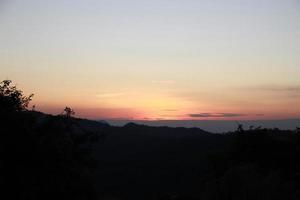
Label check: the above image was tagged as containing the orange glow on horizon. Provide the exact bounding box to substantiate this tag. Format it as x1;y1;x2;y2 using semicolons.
36;103;300;121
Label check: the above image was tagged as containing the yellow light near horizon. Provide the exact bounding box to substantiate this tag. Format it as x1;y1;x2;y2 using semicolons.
88;91;197;119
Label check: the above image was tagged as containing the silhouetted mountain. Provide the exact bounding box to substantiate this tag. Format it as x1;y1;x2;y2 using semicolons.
2;80;300;200
107;119;300;133
3;109;300;200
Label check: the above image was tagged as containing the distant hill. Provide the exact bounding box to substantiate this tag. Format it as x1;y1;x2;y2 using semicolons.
5;111;300;200
106;119;300;133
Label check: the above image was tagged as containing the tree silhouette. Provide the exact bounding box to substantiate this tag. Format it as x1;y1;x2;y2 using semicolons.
0;80;33;113
62;106;75;118
0;80;97;200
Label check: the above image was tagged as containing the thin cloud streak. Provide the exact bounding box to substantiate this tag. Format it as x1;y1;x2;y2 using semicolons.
163;109;178;112
96;93;125;98
258;86;300;92
247;85;300;93
189;113;247;118
152;80;175;85
242;85;300;100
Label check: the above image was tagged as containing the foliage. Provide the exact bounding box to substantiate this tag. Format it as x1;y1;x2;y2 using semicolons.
61;106;76;118
0;80;33;113
201;127;300;200
0;80;97;200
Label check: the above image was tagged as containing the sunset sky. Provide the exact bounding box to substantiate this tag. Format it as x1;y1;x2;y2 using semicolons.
1;0;300;120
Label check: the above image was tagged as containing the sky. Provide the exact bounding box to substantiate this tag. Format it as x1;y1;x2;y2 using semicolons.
1;0;300;120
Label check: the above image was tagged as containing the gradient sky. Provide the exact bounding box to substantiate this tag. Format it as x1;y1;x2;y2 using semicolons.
1;0;300;120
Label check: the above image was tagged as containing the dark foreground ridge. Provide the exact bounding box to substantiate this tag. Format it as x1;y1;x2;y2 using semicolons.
1;80;300;200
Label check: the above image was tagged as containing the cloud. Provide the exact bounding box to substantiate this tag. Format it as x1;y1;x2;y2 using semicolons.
258;86;300;92
96;92;124;98
189;113;246;118
255;114;265;116
152;80;175;84
163;109;178;112
243;85;300;99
